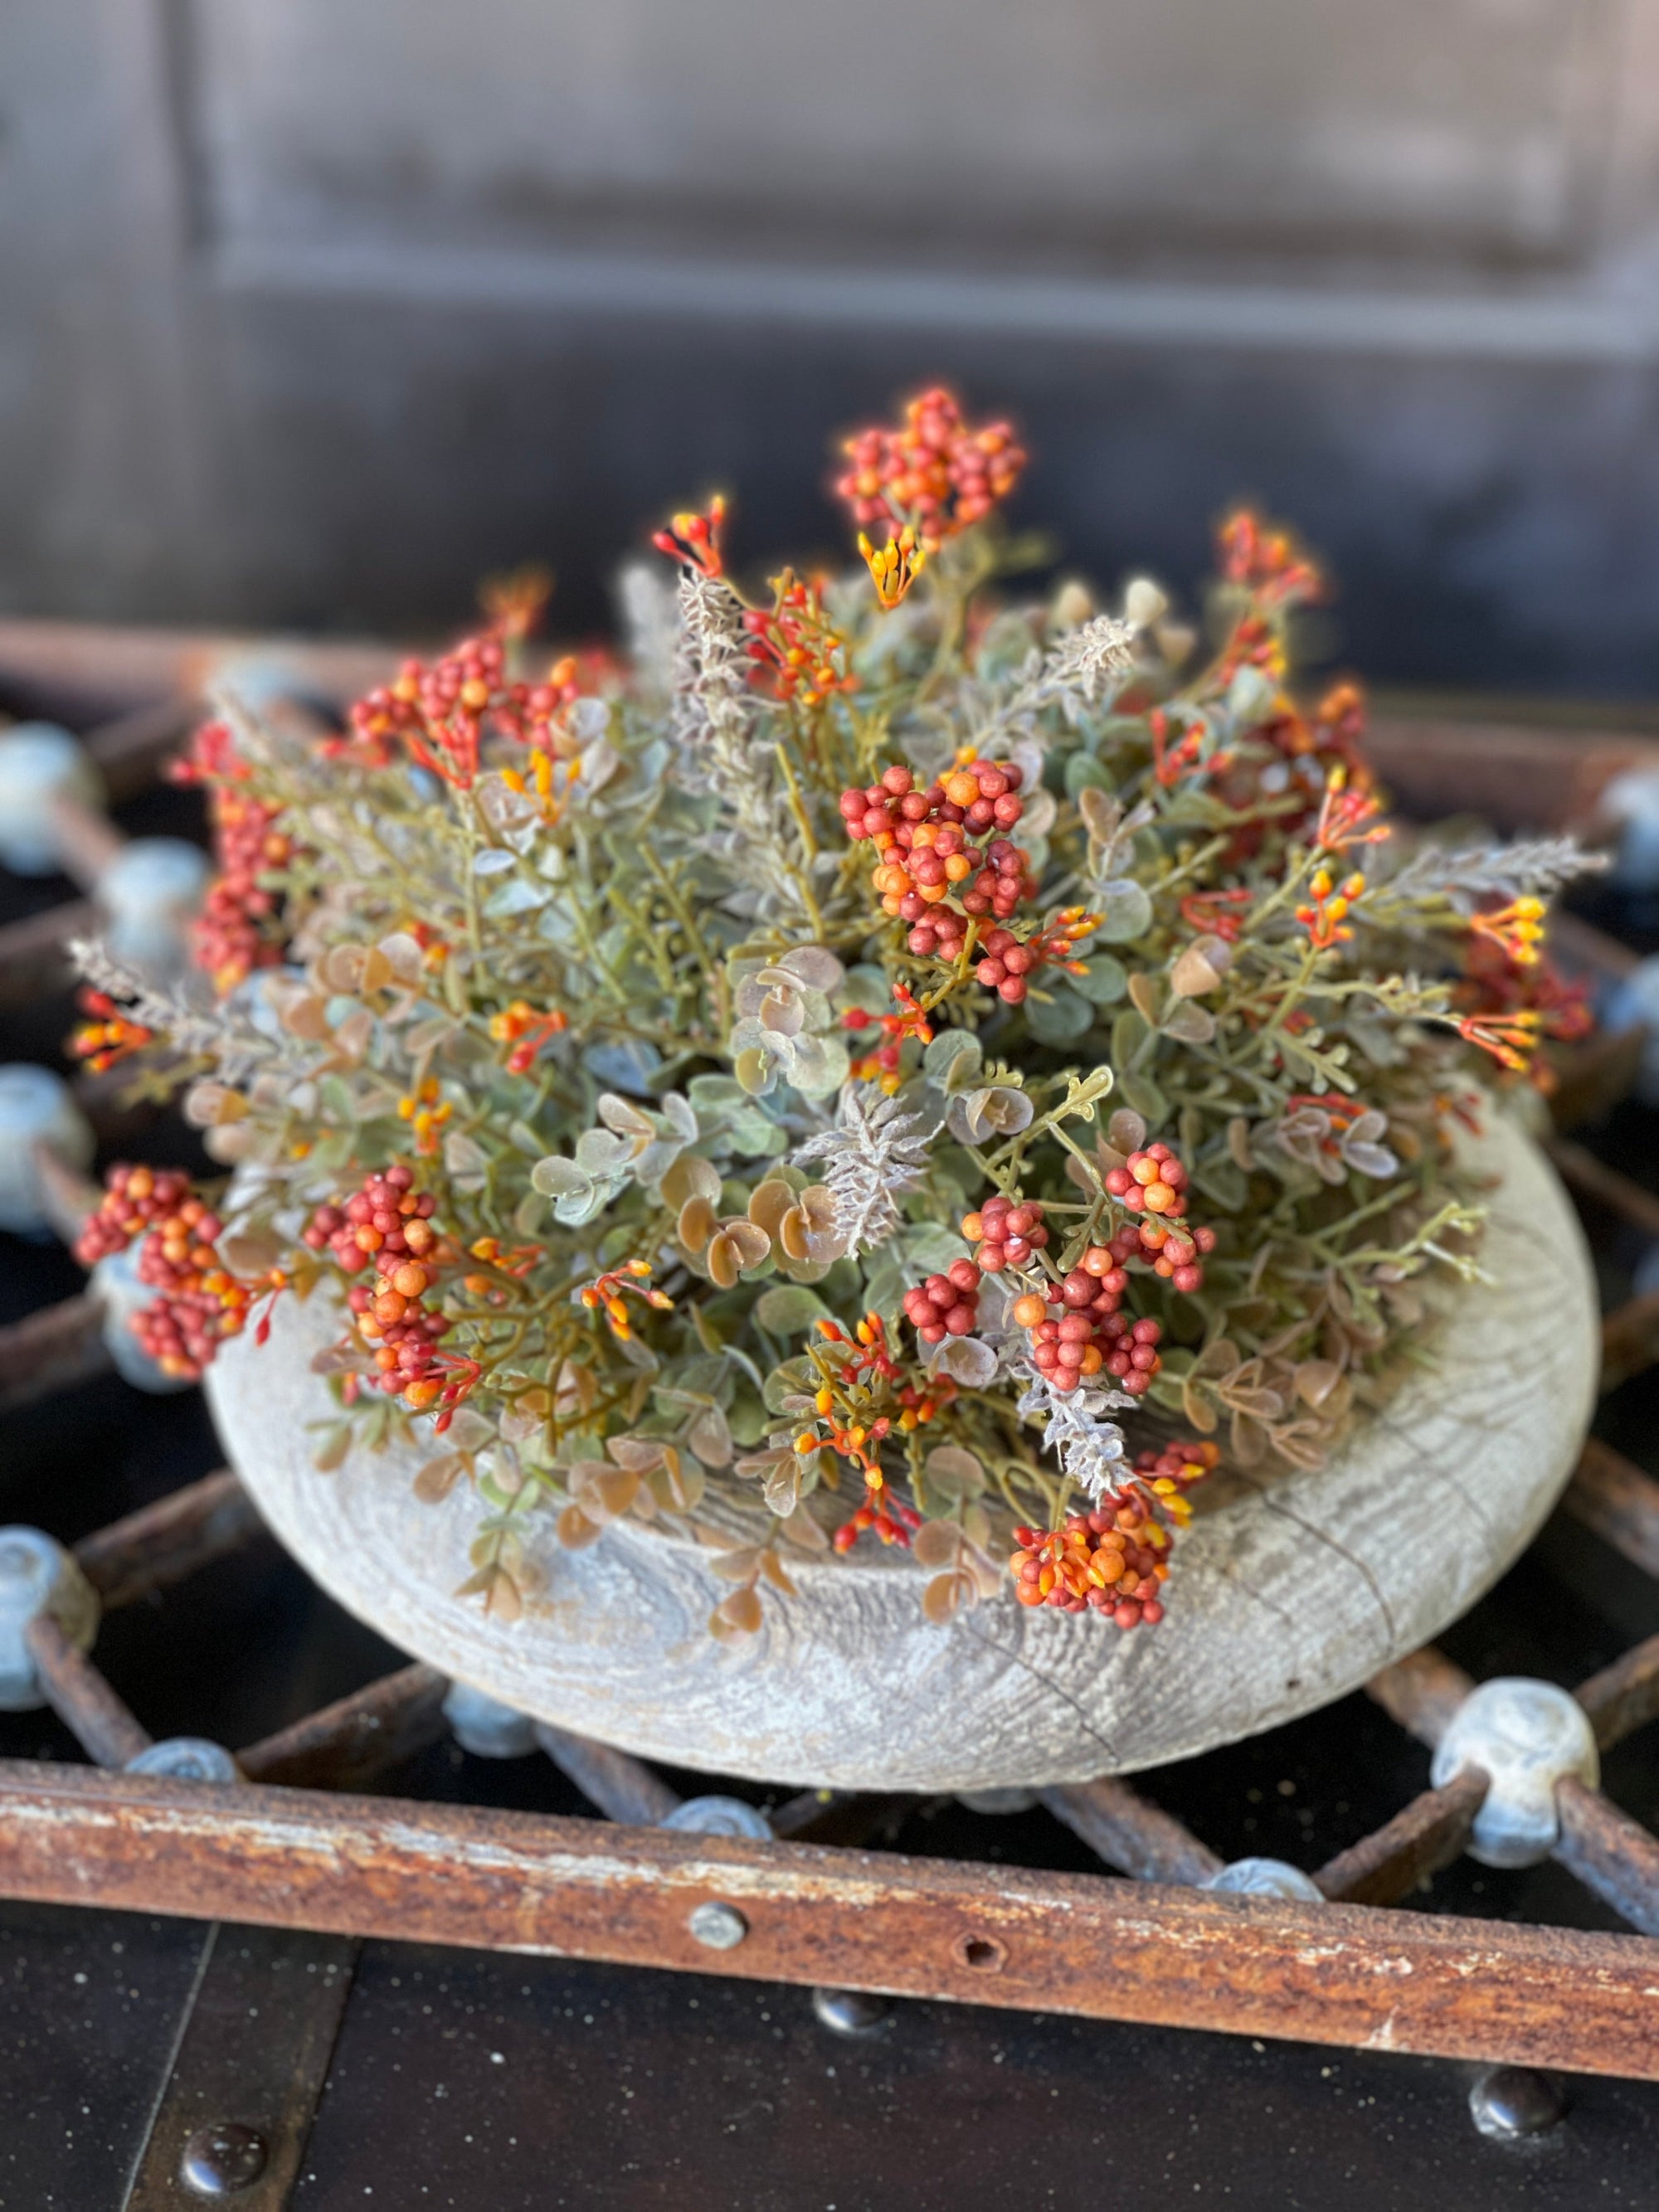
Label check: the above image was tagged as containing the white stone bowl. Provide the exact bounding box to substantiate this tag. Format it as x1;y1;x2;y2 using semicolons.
205;1116;1597;1792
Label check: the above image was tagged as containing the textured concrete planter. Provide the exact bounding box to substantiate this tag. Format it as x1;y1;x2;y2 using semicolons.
206;1118;1597;1792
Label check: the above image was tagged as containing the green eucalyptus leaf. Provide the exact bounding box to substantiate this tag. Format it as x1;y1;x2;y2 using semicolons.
1025;984;1093;1045
1073;954;1128;1005
755;1285;832;1334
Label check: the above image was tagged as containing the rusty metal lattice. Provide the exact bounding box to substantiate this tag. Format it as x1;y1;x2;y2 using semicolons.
2;623;1657;2088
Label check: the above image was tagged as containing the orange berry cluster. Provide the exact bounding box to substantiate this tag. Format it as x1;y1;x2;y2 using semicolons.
489;999;570;1075
1132;1438;1222;1497
834;387;1026;552
75;1165;253;1380
742;570;855;707
68;988;154;1076
168;721;291;994
348;631;578;790
839;761;1033;959
1010;1501;1170;1626
304;1167;451;1407
791;1314;950;1553
577;1258;674;1342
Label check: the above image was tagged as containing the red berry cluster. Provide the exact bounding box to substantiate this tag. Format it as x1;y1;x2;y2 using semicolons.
742;570;855;708
960;1194;1048;1272
304;1167;450;1407
347;631;579;790
834;387;1026;552
838;761;1034;959
168;722;290;994
75;1165;253;1381
1010;1504;1170;1626
1102;1143;1216;1294
1133;1438;1222;1494
902;1257;983;1344
833;1486;923;1553
1014;1280;1165;1398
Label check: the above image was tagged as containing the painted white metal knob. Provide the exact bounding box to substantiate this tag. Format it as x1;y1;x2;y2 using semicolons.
660;1795;774;1841
95;838;210;980
0;724;106;875
125;1738;241;1782
0;1067;96;1236
1605;955;1659;1107
91;1244;195;1393
0;1528;100;1711
1205;1858;1326;1902
1430;1677;1599;1868
957;1787;1039;1816
443;1680;537;1758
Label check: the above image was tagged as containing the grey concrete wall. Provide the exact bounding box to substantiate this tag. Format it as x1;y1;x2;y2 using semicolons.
5;0;1659;691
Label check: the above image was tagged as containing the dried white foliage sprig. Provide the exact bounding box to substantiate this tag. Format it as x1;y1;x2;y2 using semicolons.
1380;834;1608;912
1015;1370;1136;1502
794;1082;936;1254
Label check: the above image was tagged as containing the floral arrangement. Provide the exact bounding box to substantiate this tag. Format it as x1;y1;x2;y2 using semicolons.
71;388;1599;1636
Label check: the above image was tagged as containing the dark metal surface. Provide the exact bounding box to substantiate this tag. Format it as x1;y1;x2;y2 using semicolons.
124;1926;356;2211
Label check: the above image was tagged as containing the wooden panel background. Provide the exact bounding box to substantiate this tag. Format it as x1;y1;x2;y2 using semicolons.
4;0;1659;690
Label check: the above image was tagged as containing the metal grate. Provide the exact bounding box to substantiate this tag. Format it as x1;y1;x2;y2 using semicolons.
2;625;1657;2106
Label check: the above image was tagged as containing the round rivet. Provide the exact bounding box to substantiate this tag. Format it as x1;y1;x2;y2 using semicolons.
1469;2064;1569;2141
956;1787;1039;1816
179;2120;270;2195
662;1796;774;1841
125;1738;241;1783
688;1900;748;1951
812;1986;891;2035
1206;1858;1326;1903
443;1681;537;1759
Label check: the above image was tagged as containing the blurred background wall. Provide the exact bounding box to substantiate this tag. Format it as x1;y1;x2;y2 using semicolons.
6;0;1659;691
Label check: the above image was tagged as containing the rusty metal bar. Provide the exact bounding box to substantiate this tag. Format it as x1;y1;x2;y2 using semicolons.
1562;1439;1659;1582
1548;1140;1659;1242
0;897;98;1008
1553;1777;1659;1941
1314;1772;1489;1907
1039;1777;1224;1885
2;1761;1656;2080
1600;1292;1659;1394
0;1294;111;1412
1576;1635;1659;1752
74;1471;264;1613
236;1665;449;1791
22;1615;150;1768
533;1722;683;1825
1364;1647;1475;1749
83;696;197;805
45;790;124;892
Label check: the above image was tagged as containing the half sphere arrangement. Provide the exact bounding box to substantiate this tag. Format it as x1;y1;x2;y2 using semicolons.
71;391;1601;1788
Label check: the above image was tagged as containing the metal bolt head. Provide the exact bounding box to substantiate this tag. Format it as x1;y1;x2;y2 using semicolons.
1432;1678;1600;1868
1206;1857;1326;1903
662;1795;774;1841
688;1900;748;1951
1469;2064;1568;2141
812;1986;891;2035
179;2121;270;2195
125;1738;241;1783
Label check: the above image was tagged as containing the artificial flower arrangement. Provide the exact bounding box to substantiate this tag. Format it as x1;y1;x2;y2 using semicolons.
71;388;1598;1640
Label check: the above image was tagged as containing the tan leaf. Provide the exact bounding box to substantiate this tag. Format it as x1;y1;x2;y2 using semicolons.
922;1571;969;1624
747;1179;794;1239
412;1452;465;1502
556;1504;604;1549
713;1586;764;1636
677;1195;718;1254
912;1520;961;1569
